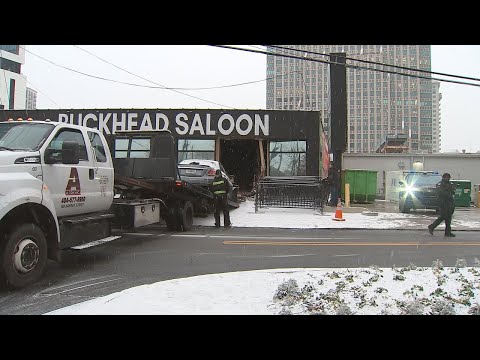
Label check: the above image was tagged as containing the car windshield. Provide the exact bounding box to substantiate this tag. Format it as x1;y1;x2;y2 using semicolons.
405;174;442;187
0;122;55;151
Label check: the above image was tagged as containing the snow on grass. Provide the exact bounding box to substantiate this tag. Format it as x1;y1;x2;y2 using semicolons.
46;261;480;315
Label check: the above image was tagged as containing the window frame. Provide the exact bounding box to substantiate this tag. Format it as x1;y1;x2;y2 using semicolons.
46;128;89;162
269;140;307;177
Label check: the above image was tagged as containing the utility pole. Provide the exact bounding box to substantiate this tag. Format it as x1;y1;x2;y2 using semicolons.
329;53;347;200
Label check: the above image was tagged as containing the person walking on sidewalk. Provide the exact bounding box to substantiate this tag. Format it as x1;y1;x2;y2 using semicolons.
328;164;341;206
212;169;231;228
428;172;456;237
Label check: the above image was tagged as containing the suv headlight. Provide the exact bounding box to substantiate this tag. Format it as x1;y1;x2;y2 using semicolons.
405;185;418;196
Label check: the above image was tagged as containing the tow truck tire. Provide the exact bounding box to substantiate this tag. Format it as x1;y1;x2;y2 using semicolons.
181;201;194;232
0;223;48;289
165;208;181;231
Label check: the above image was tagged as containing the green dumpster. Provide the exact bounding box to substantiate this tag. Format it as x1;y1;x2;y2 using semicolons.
341;169;378;203
451;180;471;207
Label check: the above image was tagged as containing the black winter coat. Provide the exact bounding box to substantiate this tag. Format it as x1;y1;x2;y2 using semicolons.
436;179;455;215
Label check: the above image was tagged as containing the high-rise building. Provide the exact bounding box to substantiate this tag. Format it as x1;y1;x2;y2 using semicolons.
0;45;27;110
266;45;440;153
26;87;37;110
431;81;442;152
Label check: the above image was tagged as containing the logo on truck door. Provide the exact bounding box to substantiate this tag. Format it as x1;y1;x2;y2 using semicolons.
65;168;81;195
61;168;86;208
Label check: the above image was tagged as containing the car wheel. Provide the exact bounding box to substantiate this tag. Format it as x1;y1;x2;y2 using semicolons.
1;223;48;289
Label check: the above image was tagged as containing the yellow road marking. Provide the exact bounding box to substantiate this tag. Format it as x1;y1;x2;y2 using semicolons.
223;240;480;247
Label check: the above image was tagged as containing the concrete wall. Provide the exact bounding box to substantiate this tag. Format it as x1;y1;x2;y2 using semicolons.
344;153;480;202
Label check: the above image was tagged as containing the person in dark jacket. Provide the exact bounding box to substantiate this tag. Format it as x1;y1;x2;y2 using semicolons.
428;172;456;237
212;169;231;228
327;164;340;206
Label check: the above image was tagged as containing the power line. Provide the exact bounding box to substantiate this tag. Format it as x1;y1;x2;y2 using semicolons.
265;45;480;86
25;79;61;108
267;45;480;83
75;45;283;90
22;46;236;109
210;45;480;88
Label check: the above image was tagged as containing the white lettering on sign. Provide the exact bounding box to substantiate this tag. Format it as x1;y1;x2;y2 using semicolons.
99;113;111;135
83;114;98;128
140;113;153;131
218;114;235;135
175;113;189;135
113;113;126;134
155;113;169;131
255;114;269;136
59;114;69;124
55;112;270;137
236;114;253;136
127;113;138;131
206;114;215;135
189;114;205;135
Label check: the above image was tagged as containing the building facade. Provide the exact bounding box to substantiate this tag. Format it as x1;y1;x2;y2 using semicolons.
26;87;37;109
0;45;27;110
1;109;328;190
266;45;441;154
431;81;442;152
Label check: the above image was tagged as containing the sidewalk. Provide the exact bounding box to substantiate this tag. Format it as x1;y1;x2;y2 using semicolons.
192;198;480;231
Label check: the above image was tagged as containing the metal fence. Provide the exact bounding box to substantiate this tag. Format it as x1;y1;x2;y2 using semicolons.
255;176;329;213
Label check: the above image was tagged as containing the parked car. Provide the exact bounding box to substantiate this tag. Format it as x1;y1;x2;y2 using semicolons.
398;172;443;213
178;159;238;202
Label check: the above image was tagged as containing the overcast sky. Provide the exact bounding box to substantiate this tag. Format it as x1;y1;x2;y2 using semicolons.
20;45;480;153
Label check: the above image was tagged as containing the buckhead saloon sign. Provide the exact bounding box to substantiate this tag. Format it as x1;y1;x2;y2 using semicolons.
57;111;269;137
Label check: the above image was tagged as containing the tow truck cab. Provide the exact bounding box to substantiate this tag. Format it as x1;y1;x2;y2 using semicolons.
0;119;114;288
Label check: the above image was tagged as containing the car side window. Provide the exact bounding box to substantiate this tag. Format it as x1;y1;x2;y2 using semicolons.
88;131;107;163
47;129;89;161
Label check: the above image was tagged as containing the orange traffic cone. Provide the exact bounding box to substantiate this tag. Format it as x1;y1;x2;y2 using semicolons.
332;198;345;221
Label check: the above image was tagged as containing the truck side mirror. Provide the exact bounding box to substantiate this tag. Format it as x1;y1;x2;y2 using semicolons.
61;141;80;164
44;148;57;164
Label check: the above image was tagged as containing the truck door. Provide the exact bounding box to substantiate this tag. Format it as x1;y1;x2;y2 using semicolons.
86;130;114;212
42;128;93;217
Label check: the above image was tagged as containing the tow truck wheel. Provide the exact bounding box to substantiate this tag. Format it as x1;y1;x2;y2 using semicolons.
1;223;47;289
181;201;194;232
165;208;181;231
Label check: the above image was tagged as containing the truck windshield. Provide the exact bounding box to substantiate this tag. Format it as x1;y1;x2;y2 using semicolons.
0;122;55;151
406;174;442;187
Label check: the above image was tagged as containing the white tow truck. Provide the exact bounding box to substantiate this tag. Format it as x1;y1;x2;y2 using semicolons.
0;119;215;288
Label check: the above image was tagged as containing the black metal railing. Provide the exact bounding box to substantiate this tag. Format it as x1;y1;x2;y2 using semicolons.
255;176;329;213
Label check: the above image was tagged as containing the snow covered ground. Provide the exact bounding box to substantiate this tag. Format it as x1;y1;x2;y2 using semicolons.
46;262;480;315
193;198;480;230
45;199;480;315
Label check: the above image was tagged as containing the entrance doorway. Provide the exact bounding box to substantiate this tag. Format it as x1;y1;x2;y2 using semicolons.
220;139;263;193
